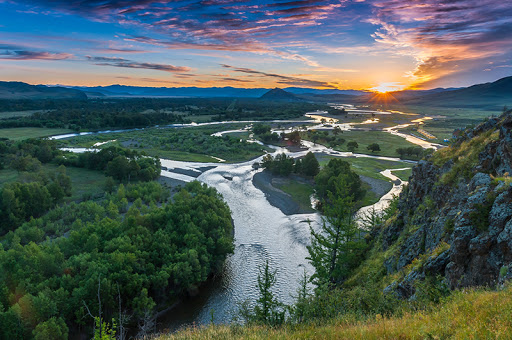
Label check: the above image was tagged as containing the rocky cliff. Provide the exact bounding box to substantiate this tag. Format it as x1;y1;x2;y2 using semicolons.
380;110;512;297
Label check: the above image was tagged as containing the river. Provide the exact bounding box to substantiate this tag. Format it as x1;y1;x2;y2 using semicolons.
50;112;437;332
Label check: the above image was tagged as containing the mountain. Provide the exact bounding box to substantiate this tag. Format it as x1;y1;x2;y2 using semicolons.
400;76;512;108
71;85;270;98
0;81;87;99
260;88;301;101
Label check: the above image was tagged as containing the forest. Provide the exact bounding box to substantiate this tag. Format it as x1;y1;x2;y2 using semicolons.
0;98;328;130
0;139;235;339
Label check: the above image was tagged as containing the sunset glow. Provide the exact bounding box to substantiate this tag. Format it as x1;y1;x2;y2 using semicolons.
0;1;511;90
370;83;406;94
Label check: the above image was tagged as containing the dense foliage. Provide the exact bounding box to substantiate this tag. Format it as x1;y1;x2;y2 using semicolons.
314;159;365;204
0;98;329;130
56;146;161;182
0;166;71;233
0;181;234;339
261;152;319;177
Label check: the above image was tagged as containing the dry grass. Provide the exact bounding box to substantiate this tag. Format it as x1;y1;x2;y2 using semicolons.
154;286;512;339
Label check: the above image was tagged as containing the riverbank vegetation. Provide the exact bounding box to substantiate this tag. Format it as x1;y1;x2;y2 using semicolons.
0;137;236;339
302;130;423;159
58;125;270;163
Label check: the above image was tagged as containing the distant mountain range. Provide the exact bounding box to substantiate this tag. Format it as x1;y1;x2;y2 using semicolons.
0;76;511;109
68;84;370;98
0;81;87;100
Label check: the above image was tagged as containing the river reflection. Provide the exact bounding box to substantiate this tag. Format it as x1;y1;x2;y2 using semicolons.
158;161;321;330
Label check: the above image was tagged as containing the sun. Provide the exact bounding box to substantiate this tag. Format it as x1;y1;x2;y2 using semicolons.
370;82;405;93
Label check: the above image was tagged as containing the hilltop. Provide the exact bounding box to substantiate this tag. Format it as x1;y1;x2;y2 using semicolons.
260;88;301;101
0;81;87;99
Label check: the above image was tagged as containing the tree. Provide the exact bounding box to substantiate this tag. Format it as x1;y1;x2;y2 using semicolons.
301;152;320;177
314;159;365;203
307;175;366;286
367;143;381;153
253;260;285;326
106;156;129;181
33;317;68;340
286;130;302;145
347;141;358;152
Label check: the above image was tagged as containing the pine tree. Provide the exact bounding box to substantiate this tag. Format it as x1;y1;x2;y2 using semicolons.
307;174;366;286
253;260;285;325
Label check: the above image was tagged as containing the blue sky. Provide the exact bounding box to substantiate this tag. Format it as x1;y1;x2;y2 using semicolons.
1;0;511;90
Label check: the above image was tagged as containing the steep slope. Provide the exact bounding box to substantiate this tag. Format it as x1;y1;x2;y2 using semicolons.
377;110;512;296
0;81;87;99
260;88;302;101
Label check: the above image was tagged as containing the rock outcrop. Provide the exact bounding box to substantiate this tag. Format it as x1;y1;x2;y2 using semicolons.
382;111;512;296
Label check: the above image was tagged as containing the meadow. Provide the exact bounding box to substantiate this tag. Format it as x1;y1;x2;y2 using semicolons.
0;127;72;140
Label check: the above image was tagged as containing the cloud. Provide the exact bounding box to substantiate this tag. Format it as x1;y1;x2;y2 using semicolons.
0;49;72;60
86;55;191;72
221;64;337;88
368;0;512;87
17;0;341;66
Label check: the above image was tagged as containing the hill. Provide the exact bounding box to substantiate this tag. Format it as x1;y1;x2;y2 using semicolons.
400;76;512;109
0;81;87;99
260;88;302;101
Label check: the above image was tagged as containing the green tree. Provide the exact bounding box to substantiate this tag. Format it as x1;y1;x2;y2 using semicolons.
33;317;68;340
301;152;320;177
314;159;365;203
253;260;285;326
347;141;358;152
367;143;381;153
106;156;129;181
307;176;366;286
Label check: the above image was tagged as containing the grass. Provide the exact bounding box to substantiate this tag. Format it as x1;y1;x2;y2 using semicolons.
314;130;419;158
317;155;412;182
0;164;108;202
273;178;315;213
144;149;221;162
156;286;512;339
57;124;268;163
391;168;412;181
0;127;72;141
0;110;48;119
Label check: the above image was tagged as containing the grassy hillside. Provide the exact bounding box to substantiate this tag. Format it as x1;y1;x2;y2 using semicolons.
156;286;512;339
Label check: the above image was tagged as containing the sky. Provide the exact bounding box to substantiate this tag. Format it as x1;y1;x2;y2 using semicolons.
0;0;511;90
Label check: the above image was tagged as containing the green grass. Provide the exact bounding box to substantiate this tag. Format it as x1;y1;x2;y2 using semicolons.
391;168;412;181
57;124;268;163
0;110;47;119
317;155;412;182
273;179;315;213
145;149;220;162
328;130;419;158
360;182;379;206
59;165;109;201
0;127;72;141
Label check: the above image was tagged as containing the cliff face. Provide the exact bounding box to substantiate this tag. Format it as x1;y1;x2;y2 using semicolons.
381;111;512;297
